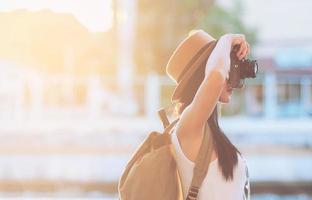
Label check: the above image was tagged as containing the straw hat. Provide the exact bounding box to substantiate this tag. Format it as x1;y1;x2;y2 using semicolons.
166;30;218;103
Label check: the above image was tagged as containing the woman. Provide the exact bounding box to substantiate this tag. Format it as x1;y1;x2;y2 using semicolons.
166;30;250;199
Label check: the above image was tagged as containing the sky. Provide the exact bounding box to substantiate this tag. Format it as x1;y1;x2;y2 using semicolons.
0;0;113;32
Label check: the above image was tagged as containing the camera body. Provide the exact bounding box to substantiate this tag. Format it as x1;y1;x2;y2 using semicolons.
228;45;258;88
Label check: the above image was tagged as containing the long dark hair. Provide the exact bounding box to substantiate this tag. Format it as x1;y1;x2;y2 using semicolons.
175;61;240;181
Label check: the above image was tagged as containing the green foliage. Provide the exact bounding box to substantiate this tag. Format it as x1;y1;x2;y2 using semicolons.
198;1;257;45
135;0;257;75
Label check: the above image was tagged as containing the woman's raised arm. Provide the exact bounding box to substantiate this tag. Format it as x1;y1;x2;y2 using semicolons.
177;34;249;137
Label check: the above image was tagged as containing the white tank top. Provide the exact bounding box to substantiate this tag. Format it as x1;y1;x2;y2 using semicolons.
170;123;248;200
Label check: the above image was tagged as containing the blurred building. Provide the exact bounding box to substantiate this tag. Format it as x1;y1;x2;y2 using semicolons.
214;0;312;118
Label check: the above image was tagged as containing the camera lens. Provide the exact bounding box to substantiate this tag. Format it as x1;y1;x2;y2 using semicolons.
241;59;258;79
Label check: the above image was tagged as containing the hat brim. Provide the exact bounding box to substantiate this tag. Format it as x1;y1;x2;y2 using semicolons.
171;40;218;103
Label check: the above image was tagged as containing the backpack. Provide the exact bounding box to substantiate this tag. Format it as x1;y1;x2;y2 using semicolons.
118;108;214;200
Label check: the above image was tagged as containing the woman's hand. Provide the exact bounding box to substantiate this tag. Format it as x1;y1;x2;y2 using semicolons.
205;33;250;80
223;33;250;60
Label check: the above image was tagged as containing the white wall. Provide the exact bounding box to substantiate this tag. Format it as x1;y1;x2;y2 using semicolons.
217;0;312;57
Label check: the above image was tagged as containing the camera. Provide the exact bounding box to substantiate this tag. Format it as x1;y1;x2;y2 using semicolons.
228;44;258;88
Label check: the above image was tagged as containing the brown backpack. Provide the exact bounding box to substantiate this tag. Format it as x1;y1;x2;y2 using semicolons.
118;108;214;200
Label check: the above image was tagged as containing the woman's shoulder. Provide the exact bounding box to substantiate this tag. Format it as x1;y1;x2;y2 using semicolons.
237;153;248;165
235;153;248;170
233;153;249;183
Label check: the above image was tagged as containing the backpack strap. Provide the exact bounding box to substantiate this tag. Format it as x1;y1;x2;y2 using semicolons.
158;108;214;200
158;108;180;134
164;118;180;134
186;122;214;200
158;108;170;129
